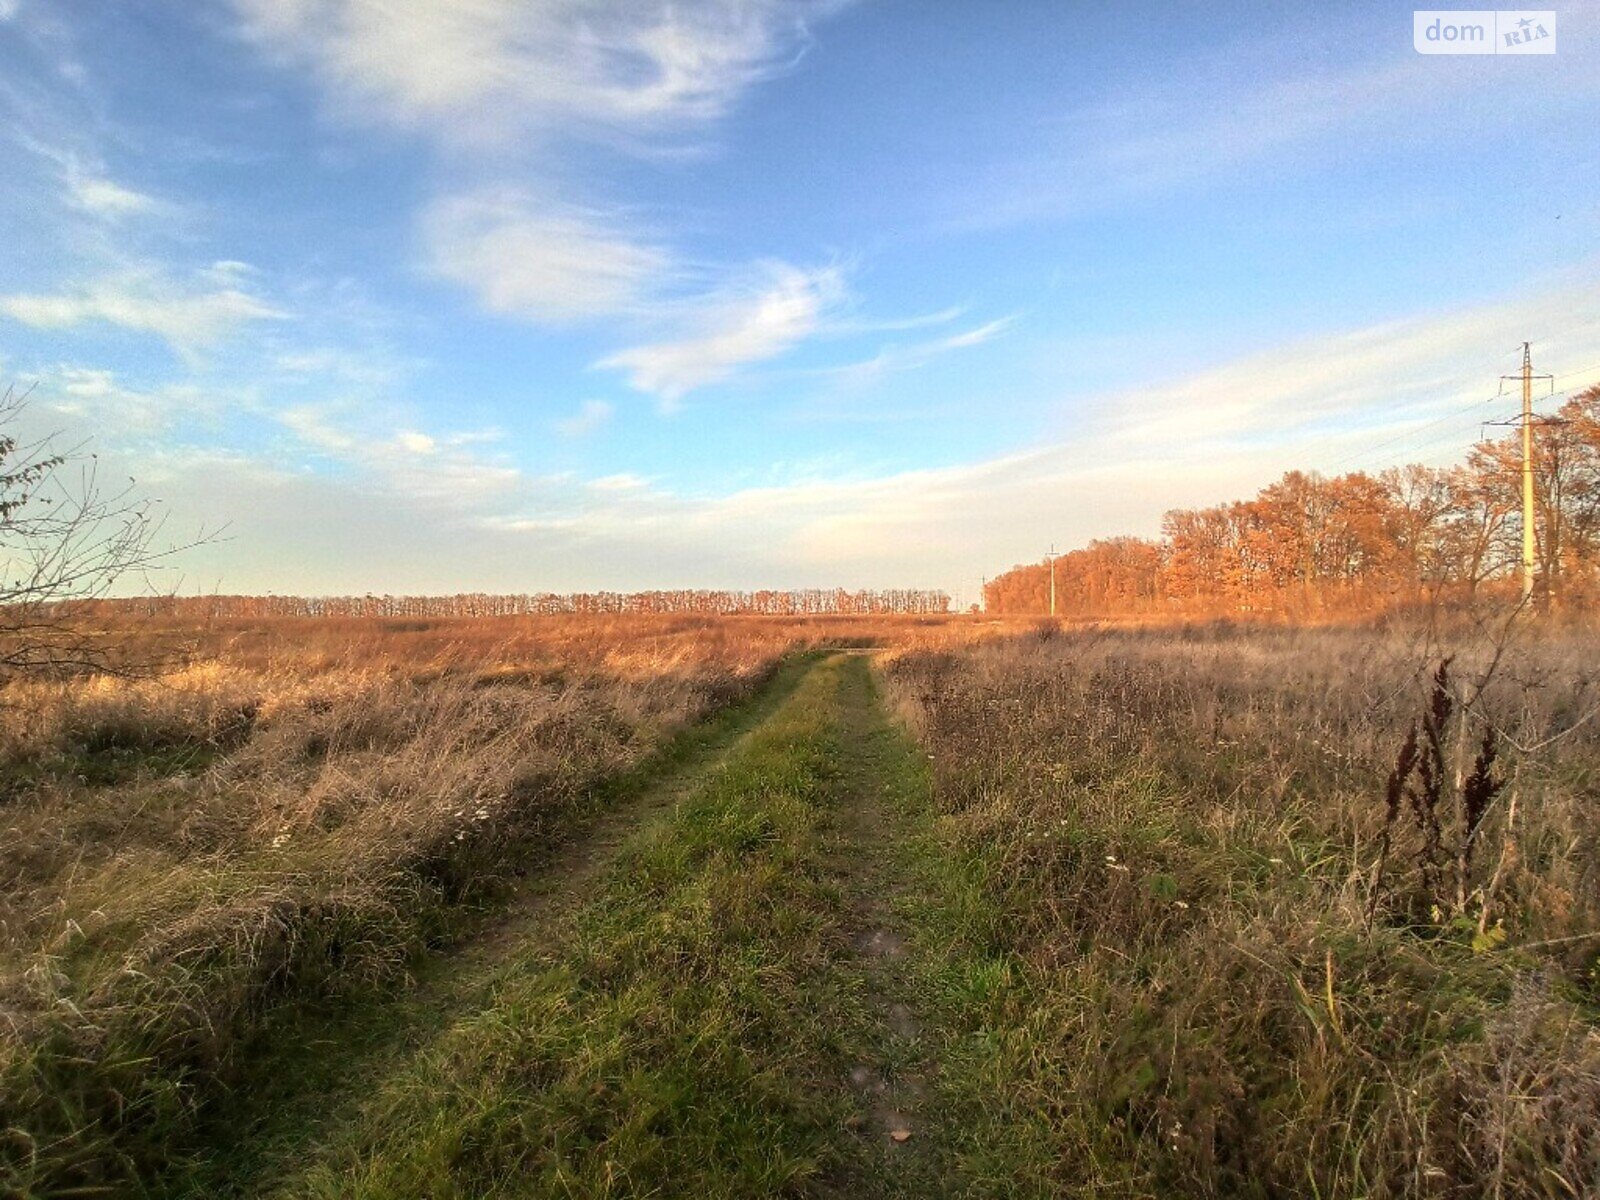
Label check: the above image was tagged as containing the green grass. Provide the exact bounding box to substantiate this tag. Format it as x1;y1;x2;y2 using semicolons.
269;656;871;1197
0;740;222;798
839;665;1061;1197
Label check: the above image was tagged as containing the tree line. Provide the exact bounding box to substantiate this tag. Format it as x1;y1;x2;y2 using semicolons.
985;384;1600;618
85;588;953;620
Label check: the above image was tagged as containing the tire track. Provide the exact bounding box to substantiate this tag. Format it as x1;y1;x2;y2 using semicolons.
827;653;953;1198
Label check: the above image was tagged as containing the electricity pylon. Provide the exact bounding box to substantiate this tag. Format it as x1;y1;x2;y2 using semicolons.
1498;343;1554;606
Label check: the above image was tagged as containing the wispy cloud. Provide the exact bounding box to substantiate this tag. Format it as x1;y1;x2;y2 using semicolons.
0;264;286;356
271;345;405;387
588;472;650;492
232;0;843;328
9;130;169;222
43;267;1597;599
598;262;844;408
43;364;213;434
64;172;161;220
233;0;838;145
276;402;523;510
828;306;965;336
555;398;614;438
423;190;669;323
941;317;1014;350
808;314;1017;389
1090;274;1600;456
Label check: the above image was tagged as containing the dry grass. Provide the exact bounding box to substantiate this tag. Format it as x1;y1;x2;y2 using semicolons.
879;620;1600;1197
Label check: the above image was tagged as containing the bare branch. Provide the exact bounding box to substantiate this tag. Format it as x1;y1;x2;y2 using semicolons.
0;384;212;681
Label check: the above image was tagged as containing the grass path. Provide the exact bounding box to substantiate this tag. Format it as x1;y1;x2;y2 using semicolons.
823;652;957;1197
154;654;820;1198
159;652;1003;1199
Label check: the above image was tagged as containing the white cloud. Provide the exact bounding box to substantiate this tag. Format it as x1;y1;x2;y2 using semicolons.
1090;279;1600;456
587;472;649;492
423;191;668;323
66;174;160;219
555;398;614;437
813;315;1017;389
275;402;521;509
277;403;358;453
42;364;214;434
598;262;843;407
271;346;403;386
829;307;965;336
395;429;435;454
940;317;1014;350
0;268;286;355
232;0;835;144
0;1;19;22
14;137;167;222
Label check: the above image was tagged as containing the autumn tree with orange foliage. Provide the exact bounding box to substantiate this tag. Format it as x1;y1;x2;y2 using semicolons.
986;384;1600;618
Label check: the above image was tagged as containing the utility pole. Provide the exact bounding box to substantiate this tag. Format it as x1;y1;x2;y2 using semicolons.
1048;544;1056;617
1499;343;1554;608
1520;343;1535;604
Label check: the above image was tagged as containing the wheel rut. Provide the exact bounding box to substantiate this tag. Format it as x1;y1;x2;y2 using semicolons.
828;653;952;1197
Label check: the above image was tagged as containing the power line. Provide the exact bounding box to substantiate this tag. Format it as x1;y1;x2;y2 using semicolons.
1323;380;1589;477
1551;361;1600;386
1323;396;1495;471
1316;355;1596;477
1399;425;1502;464
1376;391;1578;472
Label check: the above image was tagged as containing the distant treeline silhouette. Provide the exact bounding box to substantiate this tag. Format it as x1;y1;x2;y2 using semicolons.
82;588;952;620
986;383;1600;617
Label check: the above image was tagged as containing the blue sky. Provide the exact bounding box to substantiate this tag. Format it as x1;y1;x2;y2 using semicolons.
2;1;1598;602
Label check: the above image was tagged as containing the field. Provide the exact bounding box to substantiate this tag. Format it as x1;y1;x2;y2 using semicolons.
3;613;1598;1197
